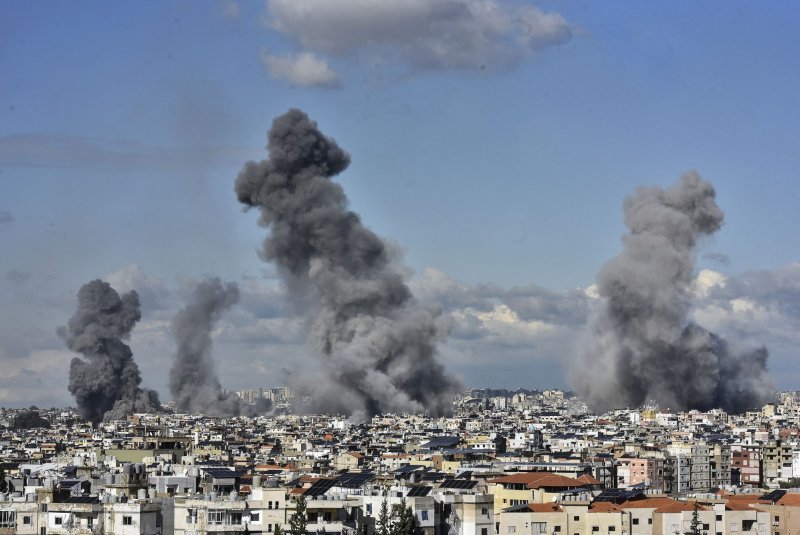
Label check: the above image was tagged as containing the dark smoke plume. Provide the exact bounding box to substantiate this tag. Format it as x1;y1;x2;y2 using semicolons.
573;172;776;413
170;278;267;416
60;280;161;423
235;108;460;420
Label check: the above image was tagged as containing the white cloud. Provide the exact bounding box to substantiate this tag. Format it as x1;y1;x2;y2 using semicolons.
260;49;341;88
263;0;572;81
693;268;727;298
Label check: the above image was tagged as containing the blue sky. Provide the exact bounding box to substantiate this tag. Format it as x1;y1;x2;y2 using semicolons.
1;1;799;408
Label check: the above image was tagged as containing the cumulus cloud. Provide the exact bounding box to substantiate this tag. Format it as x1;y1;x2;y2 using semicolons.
411;267;590;385
262;0;572;84
693;264;800;358
260;49;341;88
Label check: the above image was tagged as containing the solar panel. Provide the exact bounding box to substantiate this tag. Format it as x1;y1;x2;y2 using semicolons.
760;489;786;502
423;436;461;449
421;472;446;481
203;468;241;479
593;489;644;503
305;478;337;497
394;465;424;474
336;472;375;488
440;479;478;490
65;496;100;504
407;485;432;497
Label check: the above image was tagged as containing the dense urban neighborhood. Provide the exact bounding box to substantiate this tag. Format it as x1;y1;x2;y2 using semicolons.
3;389;800;535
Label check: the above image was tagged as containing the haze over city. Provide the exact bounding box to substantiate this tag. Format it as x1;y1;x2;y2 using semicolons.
1;1;799;410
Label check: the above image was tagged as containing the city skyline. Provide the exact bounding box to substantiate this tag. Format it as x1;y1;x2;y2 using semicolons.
2;1;800;408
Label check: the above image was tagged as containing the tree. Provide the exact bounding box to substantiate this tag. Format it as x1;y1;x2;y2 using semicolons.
686;503;701;535
290;496;308;535
378;496;390;535
12;410;49;429
275;523;284;535
396;499;416;535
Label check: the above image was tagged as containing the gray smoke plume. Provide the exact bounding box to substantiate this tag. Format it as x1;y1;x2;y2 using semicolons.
573;172;776;413
60;280;161;423
169;278;267;416
235;108;460;419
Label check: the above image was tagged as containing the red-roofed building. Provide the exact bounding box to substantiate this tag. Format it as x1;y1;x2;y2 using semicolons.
498;500;630;535
488;473;587;509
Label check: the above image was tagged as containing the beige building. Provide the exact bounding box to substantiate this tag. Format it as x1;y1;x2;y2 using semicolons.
488;473;586;511
497;501;629;535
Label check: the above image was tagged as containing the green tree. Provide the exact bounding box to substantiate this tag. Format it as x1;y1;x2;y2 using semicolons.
275;523;284;535
290;496;308;535
397;499;416;535
686;503;701;535
378;496;390;535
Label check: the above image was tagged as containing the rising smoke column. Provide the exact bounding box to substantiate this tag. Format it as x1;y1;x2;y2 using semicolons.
169;278;251;416
235;108;460;419
60;280;161;423
573;172;776;413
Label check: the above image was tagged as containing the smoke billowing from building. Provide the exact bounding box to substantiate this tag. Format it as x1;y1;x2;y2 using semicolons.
170;278;266;416
573;172;776;413
60;280;161;423
235;108;460;420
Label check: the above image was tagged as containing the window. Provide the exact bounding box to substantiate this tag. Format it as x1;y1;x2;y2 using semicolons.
269;524;273;532
633;519;639;526
592;527;600;533
187;508;198;524
648;519;652;525
269;500;273;509
55;517;63;525
574;517;580;522
716;516;722;522
24;515;32;525
252;512;261;522
482;508;489;516
209;510;225;524
123;516;133;526
0;511;16;528
230;512;243;525
422;511;429;521
775;517;780;523
88;516;93;527
554;527;561;532
367;504;373;515
743;520;756;532
703;524;709;530
610;527;616;532
482;529;489;535
41;504;47;513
